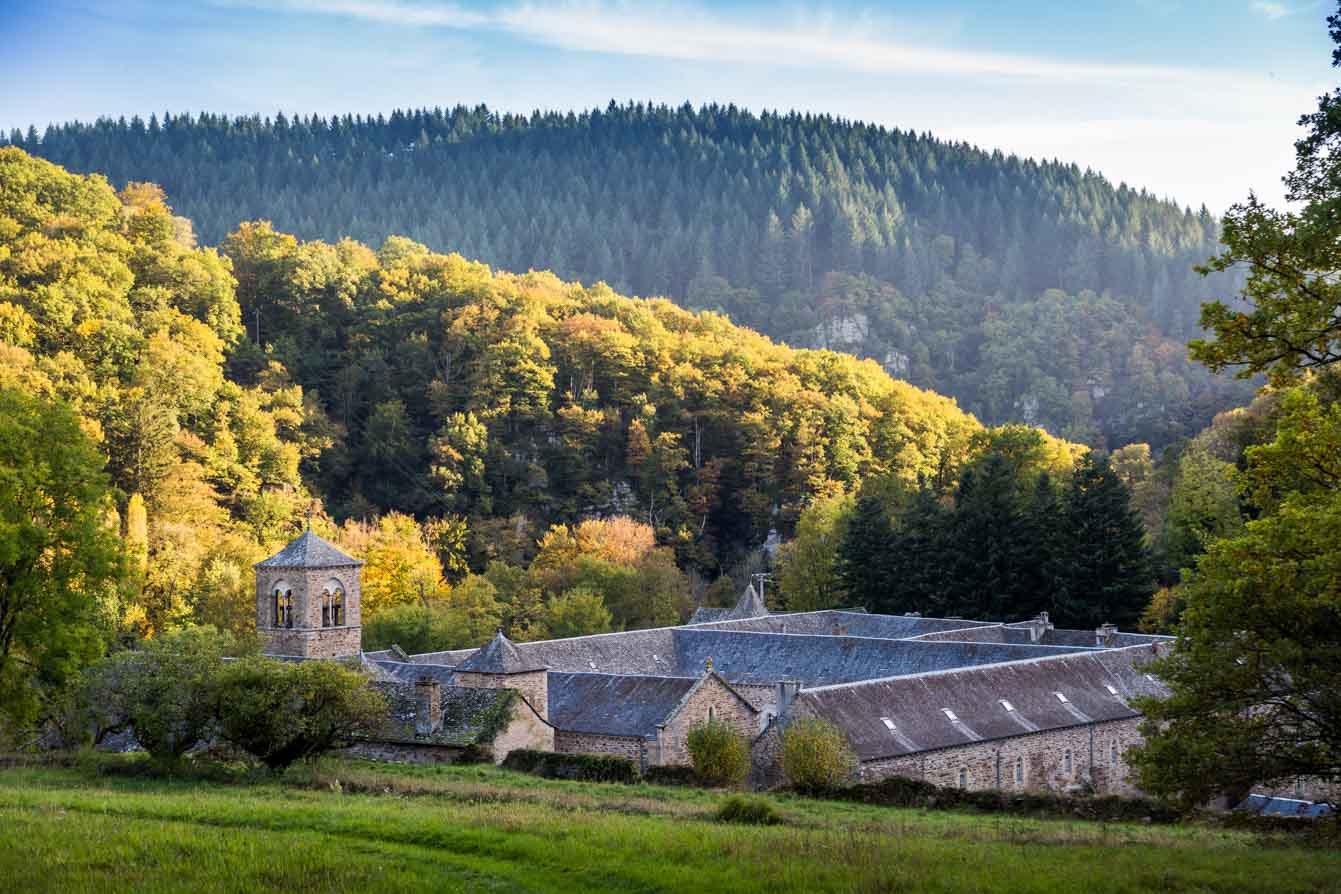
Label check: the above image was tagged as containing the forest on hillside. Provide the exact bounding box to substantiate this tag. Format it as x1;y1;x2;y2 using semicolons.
6;103;1252;448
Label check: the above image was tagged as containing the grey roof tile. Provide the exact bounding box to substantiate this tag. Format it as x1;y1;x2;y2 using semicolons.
546;672;697;737
255;530;361;569
457;631;547;673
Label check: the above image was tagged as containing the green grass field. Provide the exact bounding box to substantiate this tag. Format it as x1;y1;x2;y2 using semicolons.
1;759;1337;893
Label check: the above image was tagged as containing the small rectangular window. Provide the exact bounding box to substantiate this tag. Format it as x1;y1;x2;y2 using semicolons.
1054;692;1069;703
1104;685;1118;696
1064;750;1073;774
957;768;967;789
880;717;896;730
1014;757;1024;784
942;708;959;722
999;699;1016;712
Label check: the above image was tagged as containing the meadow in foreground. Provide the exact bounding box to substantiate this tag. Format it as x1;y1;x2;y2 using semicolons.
0;759;1337;893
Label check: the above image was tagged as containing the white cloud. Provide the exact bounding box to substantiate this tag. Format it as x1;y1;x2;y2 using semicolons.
1251;1;1290;19
224;0;1297;93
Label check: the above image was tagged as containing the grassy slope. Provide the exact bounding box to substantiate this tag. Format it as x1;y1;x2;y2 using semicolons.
0;760;1336;893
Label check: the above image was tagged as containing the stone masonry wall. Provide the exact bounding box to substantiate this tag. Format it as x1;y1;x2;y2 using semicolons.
554;730;646;765
856;717;1146;795
262;626;362;659
344;741;462;764
490;697;555;762
655;675;758;766
455;669;548;720
256;566;362;658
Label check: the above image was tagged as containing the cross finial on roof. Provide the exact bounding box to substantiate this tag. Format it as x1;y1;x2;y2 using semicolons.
305;504;315;531
705;655;713;672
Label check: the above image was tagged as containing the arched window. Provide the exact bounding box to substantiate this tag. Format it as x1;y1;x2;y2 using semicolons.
707;706;716;722
1064;749;1073;776
957;768;967;789
322;584;345;627
273;587;293;628
1014;756;1024;785
1109;742;1118;766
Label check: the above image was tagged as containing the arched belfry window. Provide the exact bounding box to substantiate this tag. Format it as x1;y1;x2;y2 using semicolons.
273;586;293;629
322;583;345;627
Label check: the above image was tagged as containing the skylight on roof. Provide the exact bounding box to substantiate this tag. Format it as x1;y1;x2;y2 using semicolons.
880;717;896;730
588;661;596;669
1054;692;1069;703
1104;685;1118;696
1000;699;1016;712
942;708;959;722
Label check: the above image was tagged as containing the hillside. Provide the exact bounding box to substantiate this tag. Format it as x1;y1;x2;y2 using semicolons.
0;146;1026;594
7;103;1252;448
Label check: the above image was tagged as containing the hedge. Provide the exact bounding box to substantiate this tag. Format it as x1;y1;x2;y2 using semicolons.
501;749;638;783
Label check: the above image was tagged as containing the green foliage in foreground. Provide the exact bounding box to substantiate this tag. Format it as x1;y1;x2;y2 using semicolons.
685;720;750;788
1;762;1339;894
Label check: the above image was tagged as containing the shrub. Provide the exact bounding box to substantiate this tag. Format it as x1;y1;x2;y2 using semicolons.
215;656;386;771
686;720;750;787
501;749;637;783
715;795;784;825
780;717;858;792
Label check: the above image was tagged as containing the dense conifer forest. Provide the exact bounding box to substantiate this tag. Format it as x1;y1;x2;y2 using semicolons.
6;103;1252;448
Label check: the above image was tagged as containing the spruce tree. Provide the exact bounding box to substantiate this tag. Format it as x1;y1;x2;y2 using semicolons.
883;481;950;616
1060;454;1152;628
944;455;1030;620
837;493;895;609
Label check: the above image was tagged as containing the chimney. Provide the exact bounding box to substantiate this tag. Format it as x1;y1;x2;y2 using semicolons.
773;680;801;718
415;677;441;736
1096;623;1118;648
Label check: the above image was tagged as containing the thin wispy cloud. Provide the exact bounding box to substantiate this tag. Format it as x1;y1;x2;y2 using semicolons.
222;0;1297;93
1252;1;1290;19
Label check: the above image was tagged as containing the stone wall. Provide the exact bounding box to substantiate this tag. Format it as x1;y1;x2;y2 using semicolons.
749;719;785;789
491;697;555;762
856;717;1146;795
455;669;548;720
554;730;646;766
261;626;362;659
344;741;462;764
655;674;758;766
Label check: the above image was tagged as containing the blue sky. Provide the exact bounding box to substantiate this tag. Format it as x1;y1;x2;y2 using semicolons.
1;0;1332;212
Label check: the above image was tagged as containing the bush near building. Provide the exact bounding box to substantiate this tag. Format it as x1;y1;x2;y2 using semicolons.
780;717;858;792
686;720;750;788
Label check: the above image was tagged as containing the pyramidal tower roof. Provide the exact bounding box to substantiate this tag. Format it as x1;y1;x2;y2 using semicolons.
723;582;769;621
255;529;362;570
458;630;547;674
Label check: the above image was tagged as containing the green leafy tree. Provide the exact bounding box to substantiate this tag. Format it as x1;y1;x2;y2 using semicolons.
215;656;385;771
541;588;615;639
103;626;240;766
776;492;853;612
361;603;456;654
0;388;122;735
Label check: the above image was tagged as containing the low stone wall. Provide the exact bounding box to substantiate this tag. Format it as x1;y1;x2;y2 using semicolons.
857;717;1145;795
344;740;463;764
554;731;646;765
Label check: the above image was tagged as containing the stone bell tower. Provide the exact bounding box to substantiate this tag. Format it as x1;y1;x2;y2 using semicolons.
254;525;363;658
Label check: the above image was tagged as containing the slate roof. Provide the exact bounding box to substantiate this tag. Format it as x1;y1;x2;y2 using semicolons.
255;530;361;569
697;611;997;639
546;672;698;737
369;680;517;746
793;643;1170;761
668;628;1091;687
457;631;547;674
373;659;456;687
414;627;680;676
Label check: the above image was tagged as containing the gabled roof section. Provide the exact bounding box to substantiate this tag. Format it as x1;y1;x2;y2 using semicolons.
548;672;698;737
793;643;1170;761
457;630;547;674
255;529;362;570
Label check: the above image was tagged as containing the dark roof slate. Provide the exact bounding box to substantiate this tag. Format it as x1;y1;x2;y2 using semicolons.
255;530;361;569
670;628;1091;687
688;582;770;625
794;644;1170;761
546;672;698;737
457;631;548;673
